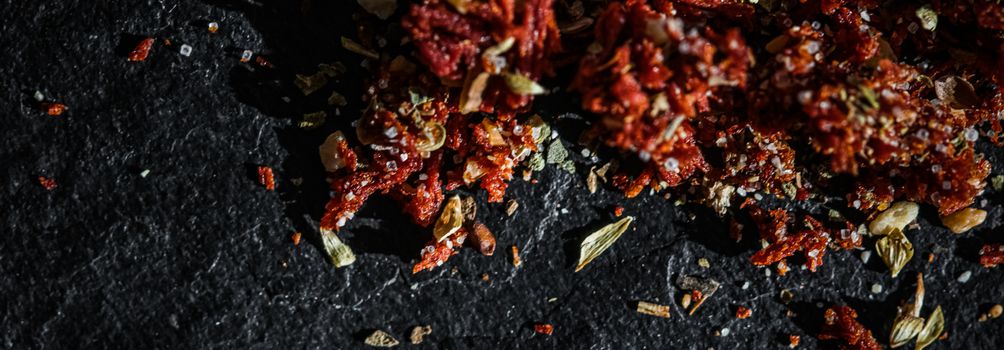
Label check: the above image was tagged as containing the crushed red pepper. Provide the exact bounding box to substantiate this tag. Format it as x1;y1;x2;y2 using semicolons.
979;244;1004;268
533;323;554;336
736;306;752;319
818;305;881;350
128;38;155;61
43;102;66;116
257;166;275;191
37;176;57;191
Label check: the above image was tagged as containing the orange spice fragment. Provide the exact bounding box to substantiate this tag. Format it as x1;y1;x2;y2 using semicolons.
613;206;624;217
291;232;302;246
43;102;66;116
258;166;275;190
38;176;57;190
511;245;522;267
736;306;752;319
128;38;155;61
533;323;553;336
788;335;800;348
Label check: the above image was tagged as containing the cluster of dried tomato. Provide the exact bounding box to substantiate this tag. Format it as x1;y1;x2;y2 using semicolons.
819;305;882;350
326;0;1002;275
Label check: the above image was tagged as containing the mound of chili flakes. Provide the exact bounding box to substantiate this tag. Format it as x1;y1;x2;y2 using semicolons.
325;0;1002;275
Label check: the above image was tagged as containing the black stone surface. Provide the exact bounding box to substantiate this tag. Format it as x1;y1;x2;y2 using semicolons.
1;1;1002;349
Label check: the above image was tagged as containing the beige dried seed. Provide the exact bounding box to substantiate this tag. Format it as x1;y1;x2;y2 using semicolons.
940;207;987;234
868;201;919;236
990;304;1003;319
409;325;432;344
636;301;671;318
364;330;399;347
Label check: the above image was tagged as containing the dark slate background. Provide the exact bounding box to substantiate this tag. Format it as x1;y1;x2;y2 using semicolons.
1;0;1002;348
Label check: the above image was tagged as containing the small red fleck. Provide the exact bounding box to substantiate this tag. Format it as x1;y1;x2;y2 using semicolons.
789;335;800;348
511;245;522;267
533;323;554;336
613;206;625;217
777;260;790;276
691;290;704;303
258;166;275;190
38;176;57;190
43;103;66;116
128;38;155;61
291;232;302;246
736;306;752;319
254;56;273;68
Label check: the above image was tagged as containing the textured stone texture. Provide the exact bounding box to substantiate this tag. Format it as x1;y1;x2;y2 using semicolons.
1;0;1002;349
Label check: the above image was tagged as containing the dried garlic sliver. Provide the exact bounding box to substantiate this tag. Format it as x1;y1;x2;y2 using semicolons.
433;195;464;242
868;201;918;236
575;216;635;272
875;229;913;277
915;306;944;350
503;73;546;96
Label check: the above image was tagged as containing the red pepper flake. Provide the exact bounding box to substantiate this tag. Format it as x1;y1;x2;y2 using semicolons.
980;244;1004;268
291;232;302;246
258;166;275;190
37;176;57;190
43;102;66;116
533;323;554;336
818;306;881;350
254;55;273;68
413;229;468;273
788;334;800;348
736;306;752;319
613;205;625;217
128;38;155;62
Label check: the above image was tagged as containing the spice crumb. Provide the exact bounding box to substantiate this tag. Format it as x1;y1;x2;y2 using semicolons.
697;258;710;268
38;176;57;191
409;325;432;344
870;283;883;294
735;306;752;319
258;166;275;190
506;200;519;216
140;169;151;178
363;330;399;347
989;304;1003;319
511;245;522;268
636;301;671;318
789;335;800;348
291;232;302;246
533;323;553;336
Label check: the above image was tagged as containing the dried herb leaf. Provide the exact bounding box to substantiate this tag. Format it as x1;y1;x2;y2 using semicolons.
915;306;944;350
860;85;879;110
461;196;477;223
363;329;399;347
890;315;925;348
300;111;327;130
434;195;464;242
409;325;432;344
295;73;328;96
875;229;914;277
546;139;568;164
575;216;635;272
637;301;671;318
341;36;379;59
357;0;397;20
503;73;546;95
321;229;356;267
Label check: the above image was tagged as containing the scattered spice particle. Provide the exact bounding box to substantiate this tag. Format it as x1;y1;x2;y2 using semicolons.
254;55;273;68
613;206;624;217
697;258;710;268
409;325;432;344
956;270;972;283
989;304;1003;319
780;289;794;304
481;273;489;282
37;176;57;191
257;166;275;190
819;306;881;350
239;49;253;63
533;323;554;336
207;22;219;33
179;44;192;57
291;232;302;246
788;335;800;348
511;245;522;268
127;37;154;61
505;200;519;216
43;102;66;116
736;306;752;319
363;329;399;347
139;169;151;178
636;301;671;318
940;208;987;234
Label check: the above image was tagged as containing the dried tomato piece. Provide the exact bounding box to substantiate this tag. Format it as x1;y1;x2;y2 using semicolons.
736;306;752;319
257;166;275;191
37;176;57;191
980;244;1004;268
533;323;554;336
413;228;468;273
818;306;881;350
128;38;155;61
42;102;66;116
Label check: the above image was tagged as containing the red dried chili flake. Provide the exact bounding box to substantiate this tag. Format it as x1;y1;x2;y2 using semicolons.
291;232;302;246
533;323;554;336
735;306;752;319
43;102;66;116
257;166;275;191
613;206;625;217
751;212;842;273
511;244;522;267
37;176;57;190
818;306;881;350
254;55;273;68
413;228;468;273
980;244;1004;268
789;334;801;348
128;38;155;61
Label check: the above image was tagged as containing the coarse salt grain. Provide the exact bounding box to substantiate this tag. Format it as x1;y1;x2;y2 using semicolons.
957;270;972;283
